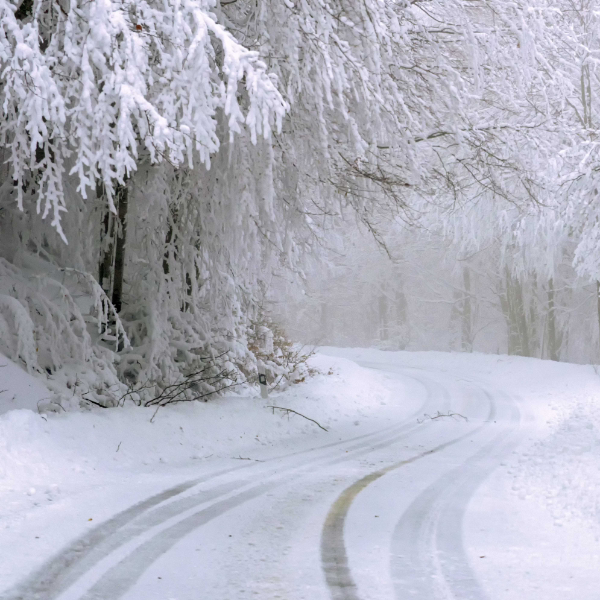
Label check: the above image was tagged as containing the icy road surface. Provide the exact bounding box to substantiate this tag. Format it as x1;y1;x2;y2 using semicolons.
1;350;599;600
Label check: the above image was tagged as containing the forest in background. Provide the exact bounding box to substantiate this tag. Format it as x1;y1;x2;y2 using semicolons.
1;0;600;408
277;225;600;364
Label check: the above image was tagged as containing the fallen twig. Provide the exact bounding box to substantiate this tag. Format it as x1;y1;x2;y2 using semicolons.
267;405;328;431
82;396;108;409
117;351;244;408
418;411;468;424
150;405;161;423
37;397;67;412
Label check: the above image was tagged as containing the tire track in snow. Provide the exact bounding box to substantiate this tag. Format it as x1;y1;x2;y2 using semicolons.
58;391;445;600
1;468;249;600
4;425;414;600
390;392;520;600
2;372;440;600
320;385;508;600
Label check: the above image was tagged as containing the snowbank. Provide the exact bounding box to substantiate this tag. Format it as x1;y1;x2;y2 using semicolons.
0;352;404;519
0;350;418;590
0;355;52;414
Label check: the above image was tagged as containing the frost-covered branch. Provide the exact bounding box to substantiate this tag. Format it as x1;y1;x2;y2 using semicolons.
0;0;287;238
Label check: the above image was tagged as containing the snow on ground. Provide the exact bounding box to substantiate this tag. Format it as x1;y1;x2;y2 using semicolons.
0;351;401;506
325;347;600;599
0;351;410;592
1;347;599;598
0;355;53;413
327;347;600;517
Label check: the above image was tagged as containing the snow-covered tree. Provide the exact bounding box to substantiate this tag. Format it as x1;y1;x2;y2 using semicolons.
0;0;286;238
8;0;600;407
2;0;494;404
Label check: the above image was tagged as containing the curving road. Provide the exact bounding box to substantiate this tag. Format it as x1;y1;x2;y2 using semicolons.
2;359;522;600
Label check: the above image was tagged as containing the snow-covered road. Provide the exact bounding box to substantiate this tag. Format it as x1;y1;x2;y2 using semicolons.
322;379;519;600
1;350;599;600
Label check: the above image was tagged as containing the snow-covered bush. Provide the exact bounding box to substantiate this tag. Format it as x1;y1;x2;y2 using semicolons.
245;314;316;391
0;256;124;409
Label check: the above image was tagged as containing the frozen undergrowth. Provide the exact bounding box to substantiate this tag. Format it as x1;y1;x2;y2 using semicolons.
0;352;394;520
0;254;125;409
0;251;314;412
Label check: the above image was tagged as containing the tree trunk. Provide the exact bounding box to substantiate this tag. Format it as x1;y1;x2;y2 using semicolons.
501;268;530;357
498;282;515;354
320;299;329;343
394;285;408;348
395;287;407;324
512;275;531;357
163;222;173;277
97;181;128;314
111;183;129;313
379;289;388;341
547;278;559;361
461;266;473;352
97;182;115;296
596;281;600;361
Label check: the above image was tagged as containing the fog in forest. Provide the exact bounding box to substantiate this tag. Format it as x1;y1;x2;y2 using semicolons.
275;225;599;364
